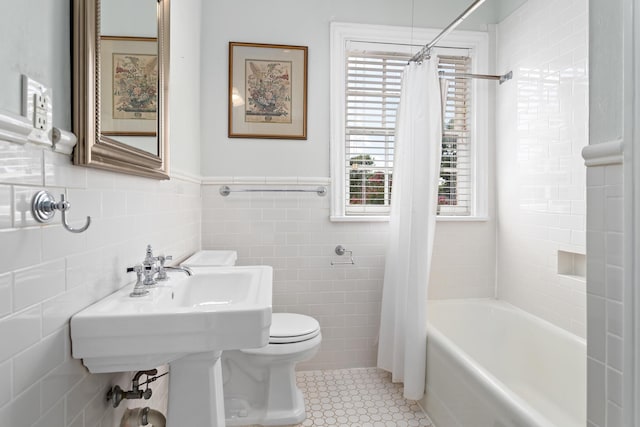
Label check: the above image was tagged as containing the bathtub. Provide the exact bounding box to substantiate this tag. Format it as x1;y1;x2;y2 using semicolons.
422;299;586;427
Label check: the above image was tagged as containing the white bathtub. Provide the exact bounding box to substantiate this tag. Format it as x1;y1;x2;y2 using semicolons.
422;299;586;427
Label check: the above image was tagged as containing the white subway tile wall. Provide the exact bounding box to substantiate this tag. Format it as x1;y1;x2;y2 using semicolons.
202;184;389;370
496;0;589;337
586;164;625;427
427;222;495;299
0;142;201;427
201;184;495;370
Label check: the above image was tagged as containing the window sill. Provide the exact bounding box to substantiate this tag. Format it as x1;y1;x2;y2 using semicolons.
436;216;490;222
330;215;390;222
330;215;490;223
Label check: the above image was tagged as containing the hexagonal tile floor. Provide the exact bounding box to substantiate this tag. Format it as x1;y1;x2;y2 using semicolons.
237;367;434;427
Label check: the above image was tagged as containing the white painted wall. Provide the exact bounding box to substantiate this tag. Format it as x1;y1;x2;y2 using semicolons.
170;0;203;176
0;0;71;129
495;0;589;338
200;0;498;178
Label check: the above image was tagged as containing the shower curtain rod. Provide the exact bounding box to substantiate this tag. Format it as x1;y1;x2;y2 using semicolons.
439;70;513;85
408;0;512;84
409;0;487;63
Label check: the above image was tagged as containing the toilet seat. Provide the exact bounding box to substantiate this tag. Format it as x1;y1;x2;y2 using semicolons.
269;313;320;344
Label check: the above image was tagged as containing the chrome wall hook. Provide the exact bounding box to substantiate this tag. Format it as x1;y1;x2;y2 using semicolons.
31;190;91;234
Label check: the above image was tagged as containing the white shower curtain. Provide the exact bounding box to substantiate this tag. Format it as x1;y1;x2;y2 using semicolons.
377;59;443;400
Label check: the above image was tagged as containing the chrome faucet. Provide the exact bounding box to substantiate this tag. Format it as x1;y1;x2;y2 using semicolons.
142;245;158;286
156;254;192;279
128;246;191;295
161;265;193;277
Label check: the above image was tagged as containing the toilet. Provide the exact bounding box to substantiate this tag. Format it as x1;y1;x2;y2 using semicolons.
181;251;322;426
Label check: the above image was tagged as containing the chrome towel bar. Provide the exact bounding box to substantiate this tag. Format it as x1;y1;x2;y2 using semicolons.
219;185;327;197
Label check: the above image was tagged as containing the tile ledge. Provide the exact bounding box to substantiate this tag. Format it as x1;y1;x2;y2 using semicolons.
0;108;31;145
582;139;623;166
0;109;77;155
201;176;331;185
170;169;202;184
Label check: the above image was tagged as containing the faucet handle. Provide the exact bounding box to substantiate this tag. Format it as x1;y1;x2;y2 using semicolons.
141;245;158;286
126;264;144;276
127;264;149;297
157;254;173;266
143;244;158;266
156;254;173;281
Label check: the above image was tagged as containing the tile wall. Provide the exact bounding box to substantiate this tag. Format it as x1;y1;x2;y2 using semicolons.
496;0;589;337
585;163;625;427
202;182;389;370
201;181;495;370
586;0;634;424
0;135;201;427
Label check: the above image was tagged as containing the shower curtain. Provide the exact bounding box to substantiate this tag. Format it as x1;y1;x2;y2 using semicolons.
377;59;443;400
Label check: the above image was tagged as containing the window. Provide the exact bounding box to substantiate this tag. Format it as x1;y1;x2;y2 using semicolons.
344;51;405;215
439;55;472;216
330;23;489;221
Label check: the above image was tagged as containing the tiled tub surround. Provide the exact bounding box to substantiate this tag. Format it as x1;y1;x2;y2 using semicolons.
584;160;626;426
0;137;201;426
496;0;589;338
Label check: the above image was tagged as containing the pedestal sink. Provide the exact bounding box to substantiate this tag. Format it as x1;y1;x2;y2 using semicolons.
70;266;272;426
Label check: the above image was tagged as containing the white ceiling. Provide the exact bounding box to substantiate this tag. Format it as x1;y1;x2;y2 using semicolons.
413;0;528;30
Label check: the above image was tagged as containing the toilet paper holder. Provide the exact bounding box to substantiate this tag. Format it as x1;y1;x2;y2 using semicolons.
331;245;355;266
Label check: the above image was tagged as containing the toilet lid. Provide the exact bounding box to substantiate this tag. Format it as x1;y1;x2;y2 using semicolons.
269;313;320;344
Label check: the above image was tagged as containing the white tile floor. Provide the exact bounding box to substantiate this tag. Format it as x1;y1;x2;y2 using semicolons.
238;367;433;427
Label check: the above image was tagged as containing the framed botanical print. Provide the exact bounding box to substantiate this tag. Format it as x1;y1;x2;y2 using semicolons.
228;42;308;139
100;36;158;136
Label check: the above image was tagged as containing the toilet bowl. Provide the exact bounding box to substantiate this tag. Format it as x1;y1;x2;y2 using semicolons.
180;251;322;426
223;313;321;426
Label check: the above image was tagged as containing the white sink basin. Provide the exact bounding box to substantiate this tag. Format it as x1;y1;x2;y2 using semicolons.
70;266;272;374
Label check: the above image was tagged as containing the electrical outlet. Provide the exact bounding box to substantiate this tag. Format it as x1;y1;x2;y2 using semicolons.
21;75;53;146
35;94;46;109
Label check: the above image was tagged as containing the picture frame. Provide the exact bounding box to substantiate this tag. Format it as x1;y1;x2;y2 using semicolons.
228;42;308;139
100;36;158;136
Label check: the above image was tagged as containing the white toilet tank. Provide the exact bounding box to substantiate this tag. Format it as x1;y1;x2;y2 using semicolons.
180;250;237;268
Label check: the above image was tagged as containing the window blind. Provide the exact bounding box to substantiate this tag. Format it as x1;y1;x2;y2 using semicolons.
438;55;472;216
344;50;472;216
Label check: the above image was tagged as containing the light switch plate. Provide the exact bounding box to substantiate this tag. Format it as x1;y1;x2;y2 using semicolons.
21;75;53;146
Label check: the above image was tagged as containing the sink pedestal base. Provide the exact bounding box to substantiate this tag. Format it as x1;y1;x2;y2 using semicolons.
168;351;225;426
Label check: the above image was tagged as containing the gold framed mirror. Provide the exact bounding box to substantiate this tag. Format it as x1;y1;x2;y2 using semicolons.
72;0;170;179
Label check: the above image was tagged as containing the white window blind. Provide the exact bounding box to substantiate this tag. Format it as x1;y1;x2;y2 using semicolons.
438;55;472;216
344;50;473;216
